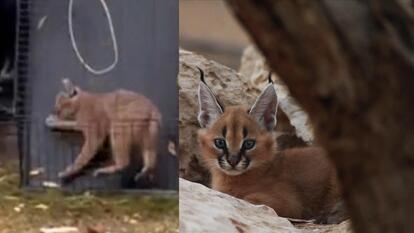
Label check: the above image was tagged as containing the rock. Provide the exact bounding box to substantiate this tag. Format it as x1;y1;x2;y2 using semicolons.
179;178;302;233
239;45;315;143
180;178;352;233
297;220;352;233
178;50;258;184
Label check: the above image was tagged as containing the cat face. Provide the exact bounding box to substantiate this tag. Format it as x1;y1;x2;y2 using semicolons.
198;106;277;175
53;79;80;120
196;68;278;175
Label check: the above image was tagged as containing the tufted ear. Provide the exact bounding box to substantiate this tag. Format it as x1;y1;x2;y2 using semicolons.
62;78;78;97
197;67;223;128
249;83;278;131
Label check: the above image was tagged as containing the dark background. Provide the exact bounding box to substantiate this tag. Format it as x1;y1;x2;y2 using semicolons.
0;0;16;118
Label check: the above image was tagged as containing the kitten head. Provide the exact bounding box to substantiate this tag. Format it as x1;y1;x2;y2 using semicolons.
53;78;81;120
197;68;278;176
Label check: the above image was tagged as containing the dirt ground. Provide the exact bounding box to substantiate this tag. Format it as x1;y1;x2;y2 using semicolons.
0;124;178;233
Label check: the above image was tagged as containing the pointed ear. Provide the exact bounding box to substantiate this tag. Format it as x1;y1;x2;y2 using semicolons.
62;78;77;97
249;83;278;131
197;80;223;128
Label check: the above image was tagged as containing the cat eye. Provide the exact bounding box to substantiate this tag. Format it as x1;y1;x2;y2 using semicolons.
214;138;227;149
243;139;256;150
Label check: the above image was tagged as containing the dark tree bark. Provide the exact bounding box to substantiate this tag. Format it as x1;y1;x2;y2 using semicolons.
225;1;414;233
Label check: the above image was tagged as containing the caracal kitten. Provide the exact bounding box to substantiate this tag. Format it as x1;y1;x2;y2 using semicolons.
196;68;344;222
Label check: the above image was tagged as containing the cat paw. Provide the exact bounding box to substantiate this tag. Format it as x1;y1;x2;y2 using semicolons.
58;170;71;179
93;169;106;177
134;171;154;183
134;172;145;181
93;170;101;177
58;166;77;179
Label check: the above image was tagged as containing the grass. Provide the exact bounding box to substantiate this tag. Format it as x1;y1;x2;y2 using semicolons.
0;162;178;233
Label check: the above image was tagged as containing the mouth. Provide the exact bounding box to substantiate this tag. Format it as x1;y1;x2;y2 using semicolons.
217;155;250;175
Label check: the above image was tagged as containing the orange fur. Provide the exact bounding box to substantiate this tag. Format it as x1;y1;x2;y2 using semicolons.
198;107;341;219
196;71;343;221
50;79;161;181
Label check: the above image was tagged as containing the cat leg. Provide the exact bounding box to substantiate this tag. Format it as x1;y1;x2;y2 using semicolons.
134;149;157;182
93;124;131;176
134;120;159;182
45;115;79;131
59;127;105;178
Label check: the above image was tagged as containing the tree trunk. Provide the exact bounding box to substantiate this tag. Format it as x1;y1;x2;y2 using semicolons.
225;1;414;233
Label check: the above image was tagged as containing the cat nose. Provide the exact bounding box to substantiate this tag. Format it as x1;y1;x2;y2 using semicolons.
227;155;241;167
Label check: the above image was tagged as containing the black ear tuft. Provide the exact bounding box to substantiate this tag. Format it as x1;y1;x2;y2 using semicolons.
197;67;206;84
69;89;78;98
268;72;273;84
197;69;224;128
62;78;77;97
